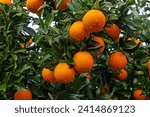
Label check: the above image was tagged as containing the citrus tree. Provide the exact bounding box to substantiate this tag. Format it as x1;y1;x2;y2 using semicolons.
0;0;150;100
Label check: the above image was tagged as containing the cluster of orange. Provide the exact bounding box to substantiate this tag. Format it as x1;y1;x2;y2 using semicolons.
69;9;127;80
0;0;71;14
68;8;147;100
1;0;147;100
41;9;107;84
69;11;120;43
1;0;71;100
0;0;44;14
20;39;33;49
26;0;73;14
108;49;146;100
42;51;94;84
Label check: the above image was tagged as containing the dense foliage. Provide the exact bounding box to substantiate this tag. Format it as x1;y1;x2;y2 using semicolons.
0;0;150;100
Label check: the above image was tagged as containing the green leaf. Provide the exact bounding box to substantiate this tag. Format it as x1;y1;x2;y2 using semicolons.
39;16;45;32
119;90;132;98
11;54;18;61
71;0;82;10
124;43;140;52
45;14;54;29
127;0;135;5
23;27;36;36
13;76;24;84
67;2;75;11
0;82;7;92
30;86;44;97
55;0;63;9
13;49;26;54
67;59;74;66
15;63;31;76
34;35;44;43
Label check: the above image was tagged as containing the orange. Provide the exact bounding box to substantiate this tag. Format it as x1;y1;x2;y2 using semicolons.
133;89;146;100
55;0;71;11
85;72;92;80
69;21;90;42
73;51;94;73
26;0;44;14
82;9;106;33
54;63;75;84
108;52;127;71
147;59;150;77
115;69;128;80
42;68;57;83
104;23;120;41
0;0;11;12
127;37;142;45
127;37;132;41
27;39;33;45
91;36;105;56
0;0;11;5
20;43;25;49
14;89;32;100
135;39;142;45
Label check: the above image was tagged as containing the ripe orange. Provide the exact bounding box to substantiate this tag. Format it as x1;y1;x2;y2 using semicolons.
85;72;92;80
42;68;57;83
115;69;128;80
127;37;132;41
0;0;11;5
133;89;146;100
27;39;33;45
14;89;32;100
20;43;25;49
82;9;106;33
73;51;94;73
91;36;105;56
147;59;150;77
135;39;142;45
108;52;127;71
104;23;120;41
0;0;11;12
55;0;71;11
54;63;75;84
26;0;44;14
69;21;90;42
127;37;142;45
